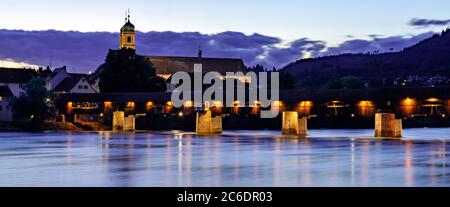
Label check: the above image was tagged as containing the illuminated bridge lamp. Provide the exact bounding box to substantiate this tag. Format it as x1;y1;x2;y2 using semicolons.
273;101;283;107
66;102;73;114
327;101;345;116
232;101;240;115
214;101;222;107
184;100;193;108
126;102;135;108
271;101;284;113
210;101;223;115
357;100;375;117
145;101;154;112
298;101;313;116
251;101;261;115
165;101;174;114
125;102;135;114
103;101;112;112
422;98;443;116
400;97;416;117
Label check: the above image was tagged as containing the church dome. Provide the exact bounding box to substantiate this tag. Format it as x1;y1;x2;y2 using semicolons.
121;21;135;32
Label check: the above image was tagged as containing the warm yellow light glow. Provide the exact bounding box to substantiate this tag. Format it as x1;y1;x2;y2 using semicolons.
126;102;135;108
250;101;261;115
104;101;112;108
273;101;283;107
327;101;345;108
401;97;415;106
214;101;223;107
297;101;313;116
66;102;73;114
178;112;183;117
166;101;173;106
356;100;375;117
299;101;313;107
146;101;154;107
400;98;417;117
184;100;193;107
357;100;374;107
425;98;441;102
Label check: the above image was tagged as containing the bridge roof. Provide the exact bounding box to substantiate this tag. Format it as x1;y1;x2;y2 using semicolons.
56;87;450;106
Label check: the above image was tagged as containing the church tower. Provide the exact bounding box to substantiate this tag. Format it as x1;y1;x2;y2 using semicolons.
120;10;136;50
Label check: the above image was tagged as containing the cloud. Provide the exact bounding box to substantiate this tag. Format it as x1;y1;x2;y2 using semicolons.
409;18;450;27
0;29;116;73
0;29;437;72
322;32;435;55
0;58;41;68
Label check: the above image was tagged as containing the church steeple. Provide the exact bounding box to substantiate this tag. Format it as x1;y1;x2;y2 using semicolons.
120;9;136;50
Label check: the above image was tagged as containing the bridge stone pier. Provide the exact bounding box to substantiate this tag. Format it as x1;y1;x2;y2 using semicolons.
124;115;136;131
112;111;125;131
196;111;222;135
282;111;308;137
375;113;402;138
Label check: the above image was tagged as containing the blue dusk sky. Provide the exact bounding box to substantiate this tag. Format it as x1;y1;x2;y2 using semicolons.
1;0;449;72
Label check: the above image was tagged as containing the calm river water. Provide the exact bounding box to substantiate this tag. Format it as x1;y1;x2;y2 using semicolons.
0;128;449;187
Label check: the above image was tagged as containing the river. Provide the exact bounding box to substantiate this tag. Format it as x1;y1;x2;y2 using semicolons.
0;128;449;186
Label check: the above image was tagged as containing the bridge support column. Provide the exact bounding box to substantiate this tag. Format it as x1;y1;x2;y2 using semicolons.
112;111;125;131
375;113;402;138
196;111;222;135
124;115;136;131
282;111;307;137
298;117;308;137
211;115;222;134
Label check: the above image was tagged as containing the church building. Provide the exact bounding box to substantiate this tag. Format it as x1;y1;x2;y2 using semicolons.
116;13;246;80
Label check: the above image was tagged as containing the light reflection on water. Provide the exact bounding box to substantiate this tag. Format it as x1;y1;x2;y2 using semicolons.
0;128;449;187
